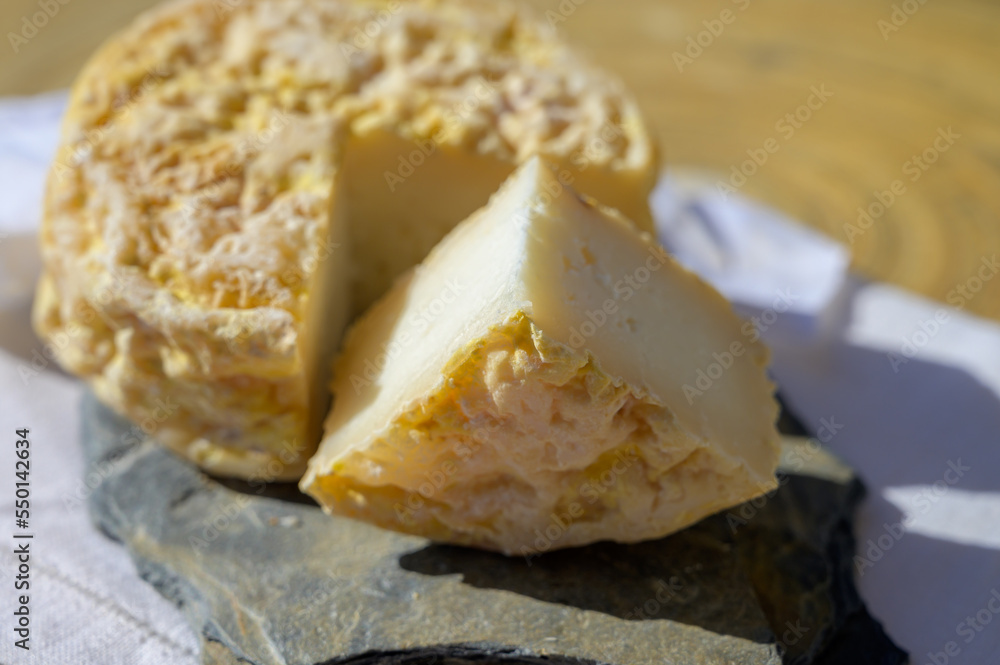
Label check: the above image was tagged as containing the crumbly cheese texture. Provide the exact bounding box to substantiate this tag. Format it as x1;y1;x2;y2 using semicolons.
302;157;781;553
33;0;657;479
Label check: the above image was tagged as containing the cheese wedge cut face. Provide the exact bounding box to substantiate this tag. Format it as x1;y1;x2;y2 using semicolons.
302;157;781;554
32;0;657;479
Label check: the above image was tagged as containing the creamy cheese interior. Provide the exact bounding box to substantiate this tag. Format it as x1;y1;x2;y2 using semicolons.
342;128;515;313
342;126;657;314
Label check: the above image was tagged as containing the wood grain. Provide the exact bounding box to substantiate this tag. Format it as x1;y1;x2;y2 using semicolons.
2;0;998;319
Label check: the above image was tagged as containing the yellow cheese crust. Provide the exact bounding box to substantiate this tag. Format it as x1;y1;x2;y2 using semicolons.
307;313;775;553
34;0;659;479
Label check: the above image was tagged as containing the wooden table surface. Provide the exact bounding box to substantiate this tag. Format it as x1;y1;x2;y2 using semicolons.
2;0;998;320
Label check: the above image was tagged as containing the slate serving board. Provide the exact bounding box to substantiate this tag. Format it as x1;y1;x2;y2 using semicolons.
81;391;906;665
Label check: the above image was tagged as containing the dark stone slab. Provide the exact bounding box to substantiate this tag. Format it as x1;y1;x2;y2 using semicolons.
81;391;906;665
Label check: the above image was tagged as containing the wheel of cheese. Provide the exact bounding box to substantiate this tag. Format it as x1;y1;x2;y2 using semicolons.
33;0;658;480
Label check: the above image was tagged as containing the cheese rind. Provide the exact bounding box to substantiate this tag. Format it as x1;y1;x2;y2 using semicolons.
33;0;658;478
302;157;781;554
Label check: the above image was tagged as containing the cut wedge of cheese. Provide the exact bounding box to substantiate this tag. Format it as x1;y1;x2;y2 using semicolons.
33;0;657;479
302;156;781;554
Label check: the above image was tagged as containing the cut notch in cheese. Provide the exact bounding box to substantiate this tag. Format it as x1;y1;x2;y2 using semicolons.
302;156;781;554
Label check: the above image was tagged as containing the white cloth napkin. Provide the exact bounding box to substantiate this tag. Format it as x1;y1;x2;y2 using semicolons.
0;94;201;665
1;92;998;665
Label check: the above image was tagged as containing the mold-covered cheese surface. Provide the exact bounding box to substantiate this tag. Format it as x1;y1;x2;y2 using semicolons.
302;157;781;554
33;0;658;479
